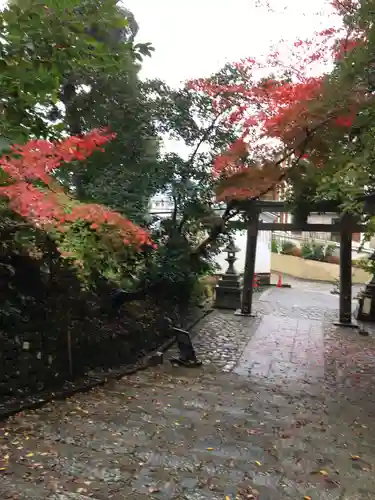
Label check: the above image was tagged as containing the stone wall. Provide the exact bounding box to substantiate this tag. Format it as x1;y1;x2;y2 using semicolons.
0;299;176;401
0;216;198;403
0;252;183;401
271;253;371;284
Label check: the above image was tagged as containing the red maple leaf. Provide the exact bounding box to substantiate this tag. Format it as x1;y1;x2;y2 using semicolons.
0;129;155;251
188;1;364;201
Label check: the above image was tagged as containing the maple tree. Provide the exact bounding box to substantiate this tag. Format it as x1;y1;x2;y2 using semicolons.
0;129;155;281
0;1;162;225
188;0;371;211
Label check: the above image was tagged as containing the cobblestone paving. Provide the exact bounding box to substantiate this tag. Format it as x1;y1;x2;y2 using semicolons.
187;285;336;379
190;280;362;382
2;280;375;499
175;311;261;373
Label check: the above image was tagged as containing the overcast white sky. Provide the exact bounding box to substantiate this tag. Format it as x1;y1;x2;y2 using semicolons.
123;0;337;86
119;0;338;158
0;0;338;85
0;0;338;159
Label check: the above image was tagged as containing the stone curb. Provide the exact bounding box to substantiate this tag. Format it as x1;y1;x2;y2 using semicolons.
0;307;213;421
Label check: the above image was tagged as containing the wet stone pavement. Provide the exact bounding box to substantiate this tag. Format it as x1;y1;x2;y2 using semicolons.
2;280;375;499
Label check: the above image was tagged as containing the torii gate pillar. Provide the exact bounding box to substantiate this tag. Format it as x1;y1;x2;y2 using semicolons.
334;214;357;328
235;206;259;316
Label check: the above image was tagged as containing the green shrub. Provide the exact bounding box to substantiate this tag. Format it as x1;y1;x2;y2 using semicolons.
281;240;295;255
271;238;279;253
301;240;325;261
352;259;365;269
354;257;375;273
325;243;336;258
301;241;312;260
195;276;217;305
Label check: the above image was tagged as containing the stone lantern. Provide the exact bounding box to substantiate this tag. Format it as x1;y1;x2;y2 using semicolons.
214;242;242;310
356;251;375;322
225;241;239;274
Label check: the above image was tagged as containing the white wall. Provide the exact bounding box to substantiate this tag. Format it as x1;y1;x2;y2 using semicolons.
148;195;273;274
214;230;271;275
307;213;335;224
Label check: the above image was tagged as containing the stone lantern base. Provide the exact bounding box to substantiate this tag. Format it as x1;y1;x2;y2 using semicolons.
356;250;375;323
214;273;242;310
356;283;375;322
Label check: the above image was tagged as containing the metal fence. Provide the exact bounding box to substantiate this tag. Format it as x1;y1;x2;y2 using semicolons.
272;230;373;258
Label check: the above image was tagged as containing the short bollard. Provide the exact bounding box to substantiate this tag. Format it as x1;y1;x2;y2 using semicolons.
162;317;202;368
330;279;340;295
170;327;202;367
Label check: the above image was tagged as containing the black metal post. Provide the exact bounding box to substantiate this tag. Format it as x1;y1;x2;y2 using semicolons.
334;220;357;328
239;207;259;316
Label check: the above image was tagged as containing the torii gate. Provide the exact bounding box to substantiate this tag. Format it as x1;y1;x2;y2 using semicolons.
234;198;367;328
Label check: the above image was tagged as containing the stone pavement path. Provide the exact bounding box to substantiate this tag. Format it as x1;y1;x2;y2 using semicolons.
191;281;361;388
2;281;375;499
234;315;325;387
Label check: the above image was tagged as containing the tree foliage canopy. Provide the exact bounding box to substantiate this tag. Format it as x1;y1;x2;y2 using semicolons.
0;0;151;142
5;0;375;298
187;0;375;220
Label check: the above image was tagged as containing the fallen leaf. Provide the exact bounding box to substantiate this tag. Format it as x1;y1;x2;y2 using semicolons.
324;477;340;488
148;487;160;493
319;470;329;476
350;455;360;460
280;432;291;438
304;496;312;500
26;452;34;457
255;460;262;466
236;485;259;499
207;447;214;451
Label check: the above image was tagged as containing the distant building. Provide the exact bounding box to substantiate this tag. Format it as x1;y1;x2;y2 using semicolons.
149;193;276;284
148;193;174;217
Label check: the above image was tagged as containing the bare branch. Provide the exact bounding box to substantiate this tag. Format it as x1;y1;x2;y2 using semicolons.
192;202;237;257
253;115;334;199
186;107;225;167
192;114;333;258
